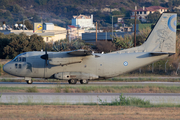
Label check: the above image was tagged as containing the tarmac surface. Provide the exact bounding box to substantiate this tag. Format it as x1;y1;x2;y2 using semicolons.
0;81;180;87
1;77;180;104
1;93;180;104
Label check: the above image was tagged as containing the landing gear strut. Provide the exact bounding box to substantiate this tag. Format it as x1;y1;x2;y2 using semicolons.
68;79;77;84
80;79;88;84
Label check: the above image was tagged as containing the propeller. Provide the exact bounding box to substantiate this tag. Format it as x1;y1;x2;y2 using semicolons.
41;45;48;79
41;46;48;66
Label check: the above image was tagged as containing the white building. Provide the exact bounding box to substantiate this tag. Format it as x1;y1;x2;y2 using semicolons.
72;14;95;29
131;6;168;22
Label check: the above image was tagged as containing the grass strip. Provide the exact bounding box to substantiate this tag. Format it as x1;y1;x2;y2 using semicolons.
54;85;180;93
1;85;180;93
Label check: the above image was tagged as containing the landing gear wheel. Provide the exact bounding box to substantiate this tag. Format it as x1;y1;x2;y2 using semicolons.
80;79;88;84
68;79;77;84
26;80;33;84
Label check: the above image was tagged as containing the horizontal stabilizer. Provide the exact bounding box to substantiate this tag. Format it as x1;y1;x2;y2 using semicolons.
67;49;92;56
150;52;174;56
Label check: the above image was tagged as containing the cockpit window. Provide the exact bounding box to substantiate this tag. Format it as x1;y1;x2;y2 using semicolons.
13;57;26;62
18;57;21;62
14;58;18;62
12;52;27;62
22;57;26;62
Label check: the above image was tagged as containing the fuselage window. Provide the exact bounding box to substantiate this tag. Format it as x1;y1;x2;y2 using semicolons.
15;64;18;69
19;64;21;69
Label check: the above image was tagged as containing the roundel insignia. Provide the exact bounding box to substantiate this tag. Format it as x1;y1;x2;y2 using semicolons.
168;14;177;32
37;24;42;30
123;61;128;66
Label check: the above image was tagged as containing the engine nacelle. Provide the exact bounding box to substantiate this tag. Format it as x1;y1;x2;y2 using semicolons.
48;53;82;65
54;72;99;80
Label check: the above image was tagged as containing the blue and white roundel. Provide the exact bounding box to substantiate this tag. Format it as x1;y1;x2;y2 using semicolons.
123;61;128;66
168;14;177;32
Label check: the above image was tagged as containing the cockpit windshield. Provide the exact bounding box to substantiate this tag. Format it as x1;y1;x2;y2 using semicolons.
13;53;26;62
13;57;26;62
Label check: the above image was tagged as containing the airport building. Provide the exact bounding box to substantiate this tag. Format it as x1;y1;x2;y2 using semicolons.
0;22;67;43
71;14;95;29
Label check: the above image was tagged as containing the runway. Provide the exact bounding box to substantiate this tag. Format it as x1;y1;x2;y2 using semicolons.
0;93;180;104
0;81;180;87
1;79;180;104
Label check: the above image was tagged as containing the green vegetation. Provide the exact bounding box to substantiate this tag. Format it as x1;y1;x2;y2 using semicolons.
0;0;178;26
0;94;180;108
146;11;161;23
54;85;62;93
64;86;70;93
139;24;152;30
2;85;180;93
26;86;39;93
0;33;46;59
98;94;151;106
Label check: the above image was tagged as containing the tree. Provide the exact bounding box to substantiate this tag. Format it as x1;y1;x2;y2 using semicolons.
152;0;160;6
0;33;12;59
3;33;45;59
136;27;151;46
112;34;133;50
28;34;45;51
35;0;48;5
95;41;116;53
146;11;161;23
124;19;141;26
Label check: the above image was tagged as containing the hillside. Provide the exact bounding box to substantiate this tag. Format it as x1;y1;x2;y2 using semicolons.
0;0;179;27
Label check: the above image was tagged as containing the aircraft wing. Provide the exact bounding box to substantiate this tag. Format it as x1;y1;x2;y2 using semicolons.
67;49;92;56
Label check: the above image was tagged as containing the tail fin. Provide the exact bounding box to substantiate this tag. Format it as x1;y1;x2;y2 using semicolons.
142;12;177;53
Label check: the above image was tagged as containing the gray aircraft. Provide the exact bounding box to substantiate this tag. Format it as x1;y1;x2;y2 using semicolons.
3;12;177;84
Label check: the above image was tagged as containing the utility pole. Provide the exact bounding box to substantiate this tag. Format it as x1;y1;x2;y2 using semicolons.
112;16;113;41
96;22;97;42
134;6;137;47
67;30;69;43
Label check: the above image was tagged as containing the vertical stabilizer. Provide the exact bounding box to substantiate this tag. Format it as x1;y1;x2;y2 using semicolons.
142;12;177;53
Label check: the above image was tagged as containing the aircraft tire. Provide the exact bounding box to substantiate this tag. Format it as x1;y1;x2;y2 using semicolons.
68;79;77;84
26;80;33;84
80;79;88;84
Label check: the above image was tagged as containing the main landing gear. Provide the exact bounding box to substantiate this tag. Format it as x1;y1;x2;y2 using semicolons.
80;79;88;84
26;80;33;84
68;79;89;84
25;77;33;84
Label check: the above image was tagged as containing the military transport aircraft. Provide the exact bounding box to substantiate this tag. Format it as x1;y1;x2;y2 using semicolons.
3;12;177;84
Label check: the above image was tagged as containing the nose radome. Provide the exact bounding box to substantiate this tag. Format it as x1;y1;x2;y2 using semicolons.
3;64;8;73
3;63;11;74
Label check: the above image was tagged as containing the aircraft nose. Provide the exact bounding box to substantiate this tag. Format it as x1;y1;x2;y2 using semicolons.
3;64;7;73
3;63;11;74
